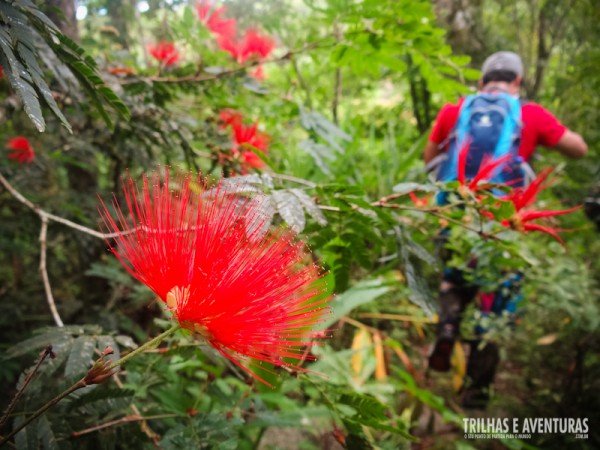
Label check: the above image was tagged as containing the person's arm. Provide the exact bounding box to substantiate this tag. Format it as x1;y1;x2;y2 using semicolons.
424;103;456;163
533;104;588;159
553;130;588;159
424;140;443;163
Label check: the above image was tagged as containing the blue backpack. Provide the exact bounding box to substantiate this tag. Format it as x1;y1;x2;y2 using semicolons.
431;92;533;192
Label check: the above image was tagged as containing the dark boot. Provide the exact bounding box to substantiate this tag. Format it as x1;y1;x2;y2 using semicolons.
428;287;476;372
462;341;499;409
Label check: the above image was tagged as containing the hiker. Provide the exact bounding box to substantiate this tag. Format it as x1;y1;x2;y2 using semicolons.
423;51;588;408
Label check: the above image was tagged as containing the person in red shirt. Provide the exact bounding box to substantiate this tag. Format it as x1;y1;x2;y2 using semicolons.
425;51;587;408
425;52;587;164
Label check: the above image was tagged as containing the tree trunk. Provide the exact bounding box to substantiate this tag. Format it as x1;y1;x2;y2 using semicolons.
46;0;79;41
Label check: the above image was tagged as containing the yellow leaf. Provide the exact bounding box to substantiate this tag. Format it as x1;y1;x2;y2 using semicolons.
351;328;372;381
451;341;466;392
373;332;387;381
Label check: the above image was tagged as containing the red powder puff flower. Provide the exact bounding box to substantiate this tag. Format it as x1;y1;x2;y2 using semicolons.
239;29;275;64
148;42;180;67
197;1;237;39
6;137;34;164
99;170;329;384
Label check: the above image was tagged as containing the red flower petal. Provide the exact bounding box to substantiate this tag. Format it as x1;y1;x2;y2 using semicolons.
216;35;242;61
148;42;180;67
457;140;470;186
468;155;510;190
509;167;554;211
523;222;565;245
250;64;266;80
219;109;243;128
196;0;212;22
6;137;34;164
241;151;265;168
518;205;581;223
239;29;275;64
205;7;237;38
232;122;269;152
99;170;329;384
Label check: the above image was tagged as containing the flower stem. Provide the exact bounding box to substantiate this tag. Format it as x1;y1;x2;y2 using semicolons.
0;324;180;447
107;323;180;371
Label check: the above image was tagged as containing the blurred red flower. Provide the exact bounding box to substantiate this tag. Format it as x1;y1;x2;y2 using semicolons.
250;65;265;80
197;1;237;39
216;35;243;62
239;29;275;64
99;170;329;383
483;168;580;244
219;110;270;170
6;137;34;164
231;122;269;169
219;108;243;128
455;140;511;194
408;192;430;208
148;42;180;67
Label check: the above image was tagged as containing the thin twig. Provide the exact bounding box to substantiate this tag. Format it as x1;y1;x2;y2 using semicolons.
71;413;177;438
119;40;334;87
269;173;317;188
0;172;115;239
39;218;63;327
0;379;87;447
0;346;54;430
291;57;313;109
357;313;436;323
112;374;160;444
0;325;180;447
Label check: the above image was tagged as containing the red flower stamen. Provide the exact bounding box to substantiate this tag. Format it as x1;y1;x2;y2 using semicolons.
99;170;329;384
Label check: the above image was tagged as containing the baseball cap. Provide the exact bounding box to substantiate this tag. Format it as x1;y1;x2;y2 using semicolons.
481;51;523;77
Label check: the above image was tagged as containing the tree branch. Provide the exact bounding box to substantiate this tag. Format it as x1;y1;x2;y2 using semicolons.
39;218;63;327
71;413;177;438
0;346;54;430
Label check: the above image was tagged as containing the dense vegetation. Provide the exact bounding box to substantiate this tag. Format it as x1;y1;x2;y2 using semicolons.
0;1;598;449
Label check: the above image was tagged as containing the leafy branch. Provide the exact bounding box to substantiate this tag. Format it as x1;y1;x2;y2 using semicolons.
0;325;180;447
0;0;129;132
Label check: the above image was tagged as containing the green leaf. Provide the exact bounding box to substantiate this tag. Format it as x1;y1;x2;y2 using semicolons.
317;277;393;330
64;335;96;379
290;188;328;226
67;387;134;412
392;182;437;195
36;415;57;450
272;190;306;232
0;29;45;132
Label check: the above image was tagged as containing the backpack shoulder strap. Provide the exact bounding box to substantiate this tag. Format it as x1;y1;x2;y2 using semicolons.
492;93;522;160
443;94;478;175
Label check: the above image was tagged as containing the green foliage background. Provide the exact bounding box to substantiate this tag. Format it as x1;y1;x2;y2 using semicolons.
0;0;598;449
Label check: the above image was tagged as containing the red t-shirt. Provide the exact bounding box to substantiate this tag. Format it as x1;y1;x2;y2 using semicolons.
428;98;567;161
